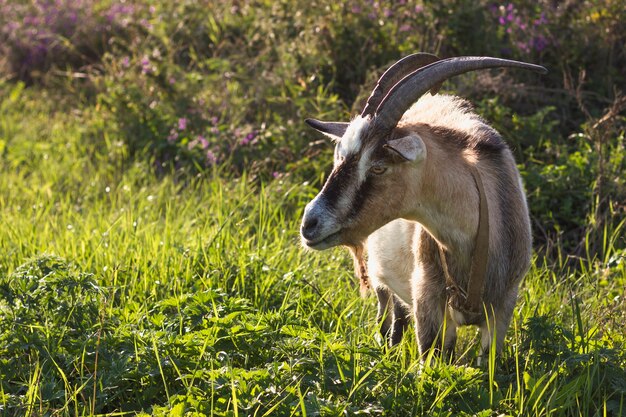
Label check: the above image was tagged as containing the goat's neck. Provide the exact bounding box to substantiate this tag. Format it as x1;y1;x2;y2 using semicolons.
407;144;480;265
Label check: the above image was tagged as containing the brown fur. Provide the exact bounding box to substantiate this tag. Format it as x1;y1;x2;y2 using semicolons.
301;93;532;358
395;121;530;355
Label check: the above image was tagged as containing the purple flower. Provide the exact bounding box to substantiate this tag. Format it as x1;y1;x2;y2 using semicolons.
516;41;530;53
140;18;152;30
414;5;424;13
210;116;219;126
383;8;393;18
141;56;152;74
121;56;130;68
178;117;188;131
533;36;548;52
168;77;176;85
106;3;135;26
272;171;280;178
534;13;548;26
187;136;208;151
351;5;362;13
206;150;217;165
399;24;412;32
240;131;257;146
197;135;209;149
167;130;178;142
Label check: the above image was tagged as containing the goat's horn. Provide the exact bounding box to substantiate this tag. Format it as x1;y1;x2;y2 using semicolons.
305;118;350;138
373;56;548;132
361;53;441;117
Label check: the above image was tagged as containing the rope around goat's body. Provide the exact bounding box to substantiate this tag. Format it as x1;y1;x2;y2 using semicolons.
439;163;490;316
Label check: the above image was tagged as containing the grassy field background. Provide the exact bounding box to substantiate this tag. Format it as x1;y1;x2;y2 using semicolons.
1;1;625;416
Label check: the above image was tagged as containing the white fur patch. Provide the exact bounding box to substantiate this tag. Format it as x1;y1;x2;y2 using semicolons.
332;117;374;217
400;94;490;136
367;220;417;305
357;146;374;182
339;115;371;156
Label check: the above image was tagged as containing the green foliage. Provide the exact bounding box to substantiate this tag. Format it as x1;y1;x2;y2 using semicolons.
0;0;625;415
0;0;136;84
5;0;622;244
1;86;625;416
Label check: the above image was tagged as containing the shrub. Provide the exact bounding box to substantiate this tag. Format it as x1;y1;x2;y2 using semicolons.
0;0;136;83
0;255;103;411
95;0;348;177
1;0;624;254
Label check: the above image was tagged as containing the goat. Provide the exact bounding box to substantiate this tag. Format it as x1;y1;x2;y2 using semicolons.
300;54;547;358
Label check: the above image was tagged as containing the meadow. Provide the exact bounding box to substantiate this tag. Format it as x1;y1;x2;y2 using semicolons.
0;1;625;415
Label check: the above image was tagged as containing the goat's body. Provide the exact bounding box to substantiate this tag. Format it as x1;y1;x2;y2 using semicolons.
366;94;532;354
301;55;544;359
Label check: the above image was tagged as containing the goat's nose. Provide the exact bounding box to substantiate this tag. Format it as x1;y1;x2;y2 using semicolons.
301;215;319;240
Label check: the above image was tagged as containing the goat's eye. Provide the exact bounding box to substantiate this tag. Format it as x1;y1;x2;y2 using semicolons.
369;166;387;175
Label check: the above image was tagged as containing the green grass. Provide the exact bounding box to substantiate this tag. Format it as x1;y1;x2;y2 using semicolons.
1;89;625;415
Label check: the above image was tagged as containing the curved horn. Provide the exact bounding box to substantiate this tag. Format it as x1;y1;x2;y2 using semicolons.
305;118;350;139
373;56;548;132
361;53;441;117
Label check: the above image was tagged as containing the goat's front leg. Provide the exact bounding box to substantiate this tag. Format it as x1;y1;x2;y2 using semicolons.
375;286;394;343
479;286;518;363
414;278;456;357
390;295;411;346
376;287;411;346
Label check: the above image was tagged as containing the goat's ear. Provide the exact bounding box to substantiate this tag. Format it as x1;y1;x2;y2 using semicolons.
384;134;426;162
305;118;349;141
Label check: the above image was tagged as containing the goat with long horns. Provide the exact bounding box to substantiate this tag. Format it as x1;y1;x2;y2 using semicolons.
301;54;547;358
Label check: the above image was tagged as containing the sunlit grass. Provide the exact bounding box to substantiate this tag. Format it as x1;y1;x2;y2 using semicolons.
1;86;625;416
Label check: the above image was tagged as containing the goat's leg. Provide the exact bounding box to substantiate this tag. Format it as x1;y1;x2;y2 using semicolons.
414;292;445;355
375;286;394;343
479;288;518;361
442;308;458;358
376;287;411;347
390;295;411;346
414;280;456;357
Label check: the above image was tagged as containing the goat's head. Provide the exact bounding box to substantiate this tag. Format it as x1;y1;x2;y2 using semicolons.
300;54;547;250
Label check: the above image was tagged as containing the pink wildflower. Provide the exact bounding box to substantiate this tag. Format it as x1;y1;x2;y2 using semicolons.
206;150;217;165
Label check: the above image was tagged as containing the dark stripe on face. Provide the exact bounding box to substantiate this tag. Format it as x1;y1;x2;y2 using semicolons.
319;155;360;212
348;174;375;220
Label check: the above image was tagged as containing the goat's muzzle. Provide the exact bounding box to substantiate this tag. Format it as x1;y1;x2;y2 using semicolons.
300;198;342;250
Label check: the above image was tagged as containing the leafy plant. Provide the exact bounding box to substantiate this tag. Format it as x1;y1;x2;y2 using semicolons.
0;0;625;415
